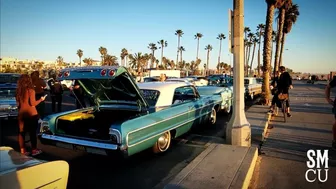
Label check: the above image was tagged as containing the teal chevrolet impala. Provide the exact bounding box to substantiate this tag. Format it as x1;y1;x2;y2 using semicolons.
38;66;222;157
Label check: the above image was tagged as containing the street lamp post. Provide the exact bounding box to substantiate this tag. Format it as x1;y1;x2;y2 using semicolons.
226;0;251;147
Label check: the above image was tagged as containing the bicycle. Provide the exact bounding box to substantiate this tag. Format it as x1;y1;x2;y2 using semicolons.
279;95;288;123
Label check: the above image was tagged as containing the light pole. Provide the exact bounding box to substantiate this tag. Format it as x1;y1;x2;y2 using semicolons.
226;0;251;147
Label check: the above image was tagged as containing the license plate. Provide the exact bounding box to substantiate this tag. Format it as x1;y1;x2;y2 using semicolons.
56;142;73;150
73;145;86;151
86;147;107;155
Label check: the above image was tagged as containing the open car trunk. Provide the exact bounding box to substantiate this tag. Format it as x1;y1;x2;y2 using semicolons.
56;109;141;141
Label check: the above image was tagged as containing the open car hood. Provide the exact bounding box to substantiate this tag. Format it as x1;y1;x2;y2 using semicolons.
58;66;149;110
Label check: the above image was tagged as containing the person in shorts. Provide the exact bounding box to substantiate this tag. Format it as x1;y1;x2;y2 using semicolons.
325;76;336;149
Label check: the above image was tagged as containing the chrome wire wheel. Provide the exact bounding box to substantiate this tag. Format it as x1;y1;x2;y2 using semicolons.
153;131;171;153
209;108;217;125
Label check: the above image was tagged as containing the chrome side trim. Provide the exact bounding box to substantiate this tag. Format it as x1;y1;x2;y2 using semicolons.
126;101;218;147
128;117;195;148
41;134;118;150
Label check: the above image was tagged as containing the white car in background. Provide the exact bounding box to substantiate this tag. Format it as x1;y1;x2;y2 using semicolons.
186;76;209;86
165;78;195;85
61;80;73;89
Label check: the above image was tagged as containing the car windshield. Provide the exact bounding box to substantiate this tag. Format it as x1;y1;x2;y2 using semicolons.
140;89;160;106
0;75;20;84
197;87;223;95
0;88;16;98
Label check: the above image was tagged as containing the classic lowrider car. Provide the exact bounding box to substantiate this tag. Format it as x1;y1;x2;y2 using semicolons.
138;82;222;116
196;85;233;114
0;146;69;189
244;77;262;100
0;83;18;119
38;66;222;157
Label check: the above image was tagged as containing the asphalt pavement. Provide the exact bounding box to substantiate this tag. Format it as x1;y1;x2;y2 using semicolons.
0;90;256;189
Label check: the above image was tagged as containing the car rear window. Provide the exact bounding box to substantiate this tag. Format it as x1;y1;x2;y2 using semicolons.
140;89;160;106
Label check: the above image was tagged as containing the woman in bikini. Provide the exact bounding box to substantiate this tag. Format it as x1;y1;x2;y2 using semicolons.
16;74;46;156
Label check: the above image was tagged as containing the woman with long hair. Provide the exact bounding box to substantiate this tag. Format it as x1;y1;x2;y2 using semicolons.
16;74;46;156
31;71;47;119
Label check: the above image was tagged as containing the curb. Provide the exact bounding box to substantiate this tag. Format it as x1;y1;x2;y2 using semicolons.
160;110;272;189
229;147;258;189
262;113;272;142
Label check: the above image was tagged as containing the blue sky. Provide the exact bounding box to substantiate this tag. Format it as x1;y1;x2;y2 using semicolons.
1;0;335;73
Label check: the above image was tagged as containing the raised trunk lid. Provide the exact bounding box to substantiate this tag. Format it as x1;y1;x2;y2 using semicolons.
58;66;149;110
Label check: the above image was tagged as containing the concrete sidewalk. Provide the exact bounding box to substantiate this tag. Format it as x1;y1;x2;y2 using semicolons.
249;82;336;189
162;105;271;189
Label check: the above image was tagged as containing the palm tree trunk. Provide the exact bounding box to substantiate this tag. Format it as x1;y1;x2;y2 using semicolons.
196;39;200;59
176;36;180;66
161;47;164;66
262;4;275;105
250;43;256;74
206;50;210;76
125;56;128;67
273;8;285;78
180;51;183;67
247;45;252;75
218;39;222;66
279;32;286;67
257;30;262;76
79;57;81;67
270;41;274;68
245;44;248;76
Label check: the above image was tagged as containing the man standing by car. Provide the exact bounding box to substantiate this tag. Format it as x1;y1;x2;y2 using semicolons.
70;80;86;109
277;66;293;117
325;76;336;149
48;74;63;113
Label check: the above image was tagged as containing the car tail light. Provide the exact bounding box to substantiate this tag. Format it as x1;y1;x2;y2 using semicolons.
101;69;106;76
108;70;115;77
64;71;70;77
58;72;63;78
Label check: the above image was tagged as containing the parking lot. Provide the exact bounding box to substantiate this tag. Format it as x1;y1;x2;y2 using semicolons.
0;91;256;189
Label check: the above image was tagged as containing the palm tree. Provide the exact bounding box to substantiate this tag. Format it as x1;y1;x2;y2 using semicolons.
205;44;213;76
104;54;118;66
76;49;83;66
244;27;251;69
83;58;94;66
175;29;184;66
98;46;107;65
157;40;168;66
246;32;255;75
262;0;283;104
279;4;299;66
216;33;226;67
250;37;259;74
148;43;158;68
179;46;185;67
273;0;292;77
120;48;128;67
194;33;203;59
56;56;63;67
128;52;146;72
256;24;265;76
270;31;277;66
